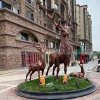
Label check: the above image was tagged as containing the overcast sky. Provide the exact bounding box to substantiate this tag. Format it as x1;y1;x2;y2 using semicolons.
76;0;100;51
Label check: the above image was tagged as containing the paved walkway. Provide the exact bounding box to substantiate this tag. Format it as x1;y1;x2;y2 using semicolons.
0;60;100;100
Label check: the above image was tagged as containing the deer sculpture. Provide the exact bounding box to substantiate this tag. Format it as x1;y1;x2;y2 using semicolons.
46;53;71;79
25;43;46;81
46;10;72;79
69;63;85;78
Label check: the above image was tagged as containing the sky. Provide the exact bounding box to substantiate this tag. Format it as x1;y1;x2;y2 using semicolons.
76;0;100;51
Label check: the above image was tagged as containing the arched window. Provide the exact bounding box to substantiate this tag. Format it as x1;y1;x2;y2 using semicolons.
21;32;29;41
19;31;38;42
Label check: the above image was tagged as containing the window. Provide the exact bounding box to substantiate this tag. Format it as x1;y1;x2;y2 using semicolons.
56;27;59;34
54;0;58;10
46;54;48;63
26;0;31;4
0;1;11;10
12;4;20;14
43;10;45;17
21;32;29;41
46;40;48;47
43;0;45;6
44;23;46;27
50;42;55;48
41;0;46;6
0;1;2;8
39;8;41;16
61;4;65;17
31;14;34;21
55;0;58;4
26;7;34;21
54;3;58;10
18;10;20;14
56;42;60;49
39;8;45;18
40;21;41;25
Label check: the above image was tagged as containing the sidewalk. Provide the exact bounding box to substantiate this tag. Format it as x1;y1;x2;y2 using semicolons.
0;67;27;75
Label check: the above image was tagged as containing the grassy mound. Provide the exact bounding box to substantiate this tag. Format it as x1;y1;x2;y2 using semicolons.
18;76;92;93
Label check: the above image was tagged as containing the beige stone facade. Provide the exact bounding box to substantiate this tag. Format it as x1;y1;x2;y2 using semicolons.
76;5;92;55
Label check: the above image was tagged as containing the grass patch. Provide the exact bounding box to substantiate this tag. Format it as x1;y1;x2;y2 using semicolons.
18;76;92;93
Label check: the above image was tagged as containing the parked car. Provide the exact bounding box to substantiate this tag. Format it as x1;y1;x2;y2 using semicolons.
97;59;100;72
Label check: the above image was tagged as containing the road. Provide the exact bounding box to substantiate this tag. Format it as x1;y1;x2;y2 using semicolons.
0;60;100;100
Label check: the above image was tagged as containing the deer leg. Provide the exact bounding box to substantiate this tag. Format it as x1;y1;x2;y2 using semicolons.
55;56;60;79
38;70;41;84
29;71;34;81
25;69;31;81
38;70;40;79
56;66;60;79
56;60;60;79
42;69;44;75
46;63;53;76
68;54;71;66
64;64;67;74
52;65;56;76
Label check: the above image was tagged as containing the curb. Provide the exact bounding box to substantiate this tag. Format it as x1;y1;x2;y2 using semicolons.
17;83;96;100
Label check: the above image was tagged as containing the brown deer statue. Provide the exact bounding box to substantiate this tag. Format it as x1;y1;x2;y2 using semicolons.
46;53;71;79
69;63;85;78
46;10;72;79
25;43;46;81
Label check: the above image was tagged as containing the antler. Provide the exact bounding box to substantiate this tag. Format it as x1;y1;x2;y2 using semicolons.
34;42;46;53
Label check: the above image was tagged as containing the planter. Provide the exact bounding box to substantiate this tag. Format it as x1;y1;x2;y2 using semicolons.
17;76;96;100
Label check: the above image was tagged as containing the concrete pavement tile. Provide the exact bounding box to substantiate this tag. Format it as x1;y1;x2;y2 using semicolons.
0;87;32;100
0;85;10;91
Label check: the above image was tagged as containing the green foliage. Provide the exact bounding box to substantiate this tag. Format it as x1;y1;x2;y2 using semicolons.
93;51;100;58
19;76;92;93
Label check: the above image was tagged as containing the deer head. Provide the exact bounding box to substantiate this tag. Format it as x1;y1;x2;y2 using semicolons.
33;42;46;53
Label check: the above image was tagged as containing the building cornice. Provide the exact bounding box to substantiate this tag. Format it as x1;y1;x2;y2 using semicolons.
0;46;20;49
0;33;16;37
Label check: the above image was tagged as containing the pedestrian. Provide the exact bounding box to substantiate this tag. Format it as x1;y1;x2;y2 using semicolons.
80;53;85;65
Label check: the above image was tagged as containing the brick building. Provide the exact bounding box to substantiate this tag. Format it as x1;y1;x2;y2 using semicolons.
68;0;80;60
0;0;91;69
